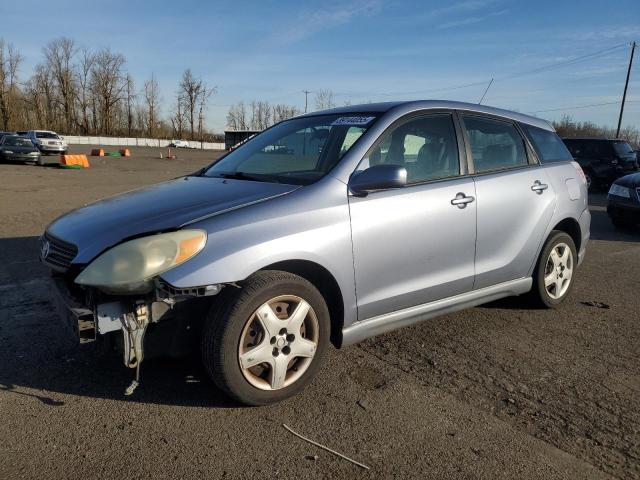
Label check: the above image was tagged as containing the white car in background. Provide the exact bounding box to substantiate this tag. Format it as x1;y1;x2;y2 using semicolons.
169;140;190;148
24;130;68;154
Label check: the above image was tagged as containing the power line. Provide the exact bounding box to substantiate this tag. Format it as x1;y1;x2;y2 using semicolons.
332;42;631;100
530;99;640;114
497;43;628;81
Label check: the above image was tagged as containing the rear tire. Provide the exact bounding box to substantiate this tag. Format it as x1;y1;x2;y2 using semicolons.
529;231;577;308
201;270;330;406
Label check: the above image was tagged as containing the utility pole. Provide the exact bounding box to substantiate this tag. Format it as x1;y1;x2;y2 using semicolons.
616;41;636;138
199;110;204;149
303;90;311;113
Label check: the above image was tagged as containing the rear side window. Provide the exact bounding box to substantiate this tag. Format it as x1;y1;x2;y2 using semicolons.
613;141;634;155
461;116;528;173
521;124;573;163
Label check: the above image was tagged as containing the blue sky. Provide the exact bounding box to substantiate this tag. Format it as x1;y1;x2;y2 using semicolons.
1;0;639;132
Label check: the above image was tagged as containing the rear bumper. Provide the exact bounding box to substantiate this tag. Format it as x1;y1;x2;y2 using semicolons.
578;208;591;266
38;145;66;153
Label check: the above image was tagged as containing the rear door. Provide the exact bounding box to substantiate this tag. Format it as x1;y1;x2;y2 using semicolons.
349;112;477;320
459;114;556;290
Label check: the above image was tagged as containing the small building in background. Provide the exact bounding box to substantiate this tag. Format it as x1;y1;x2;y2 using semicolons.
224;130;260;150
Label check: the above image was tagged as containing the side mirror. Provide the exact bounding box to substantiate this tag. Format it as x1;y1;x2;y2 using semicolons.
349;164;407;195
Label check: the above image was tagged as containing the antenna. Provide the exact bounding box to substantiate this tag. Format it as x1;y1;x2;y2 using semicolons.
478;78;493;105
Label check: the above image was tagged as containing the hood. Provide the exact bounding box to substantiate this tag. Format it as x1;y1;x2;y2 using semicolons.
47;176;299;263
615;171;640;188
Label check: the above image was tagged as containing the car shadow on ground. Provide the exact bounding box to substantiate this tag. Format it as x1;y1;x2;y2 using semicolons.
0;235;240;408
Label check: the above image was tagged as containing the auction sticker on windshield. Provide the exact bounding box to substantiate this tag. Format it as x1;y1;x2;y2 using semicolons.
331;116;376;126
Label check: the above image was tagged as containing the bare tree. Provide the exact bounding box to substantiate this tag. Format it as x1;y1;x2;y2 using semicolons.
143;74;160;137
272;104;300;123
43;37;77;133
227;101;249;130
178;69;204;140
314;89;335;110
0;39;22;131
24;64;55;129
75;48;95;134
90;48;126;135
196;85;213;144
250;100;272;130
170;94;186;139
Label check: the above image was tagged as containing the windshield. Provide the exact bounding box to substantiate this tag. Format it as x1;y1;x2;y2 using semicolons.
205;114;379;185
35;132;59;139
613;141;634;155
3;137;33;147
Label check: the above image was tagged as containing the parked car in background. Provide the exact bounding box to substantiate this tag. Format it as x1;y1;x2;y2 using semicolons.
607;172;640;229
0;135;42;165
562;138;638;190
168;140;190;148
41;100;590;405
24;130;67;154
0;131;16;142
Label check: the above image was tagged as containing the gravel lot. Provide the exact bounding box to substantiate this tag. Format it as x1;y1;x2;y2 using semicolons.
0;146;638;479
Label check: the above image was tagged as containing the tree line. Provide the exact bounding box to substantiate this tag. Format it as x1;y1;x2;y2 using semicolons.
0;37;216;140
553;115;639;147
226;89;337;131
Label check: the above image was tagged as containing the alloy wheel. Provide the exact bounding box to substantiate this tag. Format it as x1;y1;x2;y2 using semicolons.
544;242;574;300
238;295;319;390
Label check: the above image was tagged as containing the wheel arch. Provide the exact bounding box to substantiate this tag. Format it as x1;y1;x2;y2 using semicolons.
259;260;345;348
552;217;582;253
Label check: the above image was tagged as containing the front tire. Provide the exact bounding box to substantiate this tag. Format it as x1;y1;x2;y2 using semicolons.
201;270;330;406
529;231;577;308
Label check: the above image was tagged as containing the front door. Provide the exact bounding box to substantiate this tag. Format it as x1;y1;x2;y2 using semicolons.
349;113;477;320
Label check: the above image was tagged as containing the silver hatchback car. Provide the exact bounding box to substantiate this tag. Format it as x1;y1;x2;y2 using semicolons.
42;100;590;405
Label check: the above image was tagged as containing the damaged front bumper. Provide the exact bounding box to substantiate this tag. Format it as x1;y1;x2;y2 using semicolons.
48;274;221;394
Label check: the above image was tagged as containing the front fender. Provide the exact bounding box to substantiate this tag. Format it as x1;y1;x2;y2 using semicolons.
159;178;359;327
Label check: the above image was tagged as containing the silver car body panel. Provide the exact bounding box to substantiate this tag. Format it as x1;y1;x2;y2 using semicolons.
348;176;477;320
341;277;532;346
45;100;589;346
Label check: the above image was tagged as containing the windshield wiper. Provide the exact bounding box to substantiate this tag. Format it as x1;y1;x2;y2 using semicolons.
211;171;280;183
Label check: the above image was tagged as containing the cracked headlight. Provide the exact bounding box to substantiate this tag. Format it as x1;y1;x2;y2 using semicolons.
75;230;207;293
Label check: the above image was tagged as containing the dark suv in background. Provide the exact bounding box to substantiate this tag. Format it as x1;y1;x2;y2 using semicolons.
562;138;638;190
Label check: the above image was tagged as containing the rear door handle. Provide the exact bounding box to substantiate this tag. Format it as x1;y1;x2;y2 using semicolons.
531;180;548;194
451;192;475;208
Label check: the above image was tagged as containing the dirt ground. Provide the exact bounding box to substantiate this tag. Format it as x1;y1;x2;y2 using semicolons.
0;146;638;479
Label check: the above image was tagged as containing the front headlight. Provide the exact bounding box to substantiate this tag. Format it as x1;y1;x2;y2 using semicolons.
75;230;207;293
4;150;14;154
608;184;631;198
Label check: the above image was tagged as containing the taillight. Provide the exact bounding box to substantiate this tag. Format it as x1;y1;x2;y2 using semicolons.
572;161;587;184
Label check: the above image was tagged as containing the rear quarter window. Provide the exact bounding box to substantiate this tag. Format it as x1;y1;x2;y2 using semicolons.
521;124;573;163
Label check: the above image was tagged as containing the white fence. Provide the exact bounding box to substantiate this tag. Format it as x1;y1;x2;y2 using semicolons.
63;135;225;151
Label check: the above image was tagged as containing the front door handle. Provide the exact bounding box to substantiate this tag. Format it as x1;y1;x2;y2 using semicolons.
451;192;475;209
531;180;548;194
